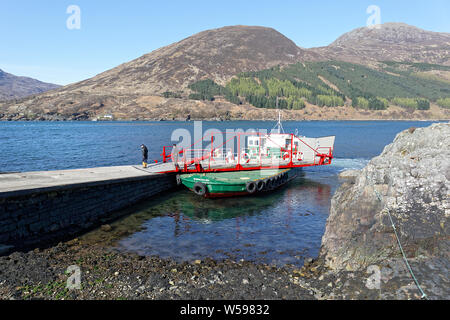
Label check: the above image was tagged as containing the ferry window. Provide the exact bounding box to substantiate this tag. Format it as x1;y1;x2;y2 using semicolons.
249;140;253;146
255;140;259;146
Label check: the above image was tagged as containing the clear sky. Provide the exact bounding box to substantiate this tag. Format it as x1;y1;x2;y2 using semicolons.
1;0;449;85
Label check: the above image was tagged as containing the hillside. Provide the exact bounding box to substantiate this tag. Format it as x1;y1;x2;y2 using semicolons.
312;23;450;66
0;25;322;121
56;25;321;96
0;69;60;101
0;23;449;121
188;61;450;112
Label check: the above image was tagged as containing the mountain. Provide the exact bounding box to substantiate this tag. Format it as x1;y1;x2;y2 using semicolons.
0;69;60;101
0;23;449;121
0;25;323;120
68;25;322;96
311;22;450;66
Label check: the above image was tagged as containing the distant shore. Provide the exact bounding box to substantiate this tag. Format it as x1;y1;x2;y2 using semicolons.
1;97;449;122
1;117;449;122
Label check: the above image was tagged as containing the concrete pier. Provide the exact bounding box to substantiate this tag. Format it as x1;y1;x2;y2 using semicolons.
0;164;177;254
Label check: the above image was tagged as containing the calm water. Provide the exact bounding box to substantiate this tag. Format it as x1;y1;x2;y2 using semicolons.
0;120;440;266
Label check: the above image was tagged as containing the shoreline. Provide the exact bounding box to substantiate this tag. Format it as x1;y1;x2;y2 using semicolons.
0;241;316;300
2;100;449;123
1;118;449;123
0;238;437;300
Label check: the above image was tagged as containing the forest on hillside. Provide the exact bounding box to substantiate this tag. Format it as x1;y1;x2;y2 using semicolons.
186;61;450;111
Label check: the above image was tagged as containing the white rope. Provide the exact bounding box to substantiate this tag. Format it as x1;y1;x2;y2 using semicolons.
373;189;428;300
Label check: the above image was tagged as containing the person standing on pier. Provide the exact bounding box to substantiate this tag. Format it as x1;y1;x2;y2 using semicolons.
141;144;148;168
171;143;180;171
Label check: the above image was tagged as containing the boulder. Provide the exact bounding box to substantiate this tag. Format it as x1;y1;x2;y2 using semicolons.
321;123;449;271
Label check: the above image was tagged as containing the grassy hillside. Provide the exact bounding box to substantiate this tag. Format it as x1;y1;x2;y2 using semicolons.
188;61;450;111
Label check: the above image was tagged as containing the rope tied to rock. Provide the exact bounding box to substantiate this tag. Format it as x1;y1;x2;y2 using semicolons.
373;189;428;300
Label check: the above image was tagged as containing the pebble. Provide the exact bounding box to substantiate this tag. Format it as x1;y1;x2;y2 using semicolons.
137;286;145;293
101;225;112;232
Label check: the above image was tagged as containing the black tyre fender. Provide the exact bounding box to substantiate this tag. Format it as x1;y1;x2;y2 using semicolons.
273;176;281;187
265;178;273;190
256;180;265;192
193;182;207;196
176;174;182;186
282;172;288;183
246;181;257;194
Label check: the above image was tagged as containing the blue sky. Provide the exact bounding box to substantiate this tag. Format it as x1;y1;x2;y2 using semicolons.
1;0;449;85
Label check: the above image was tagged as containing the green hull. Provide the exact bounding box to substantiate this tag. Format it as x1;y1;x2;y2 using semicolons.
180;169;292;198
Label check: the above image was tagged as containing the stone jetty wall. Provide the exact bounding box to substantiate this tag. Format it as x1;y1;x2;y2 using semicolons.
0;173;177;252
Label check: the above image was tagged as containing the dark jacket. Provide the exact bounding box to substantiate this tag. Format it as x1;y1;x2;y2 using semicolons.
141;145;148;161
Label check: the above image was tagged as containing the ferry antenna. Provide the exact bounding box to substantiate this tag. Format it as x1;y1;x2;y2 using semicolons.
272;97;284;134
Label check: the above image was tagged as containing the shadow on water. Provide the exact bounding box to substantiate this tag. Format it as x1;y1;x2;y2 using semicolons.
80;173;333;267
179;173;332;222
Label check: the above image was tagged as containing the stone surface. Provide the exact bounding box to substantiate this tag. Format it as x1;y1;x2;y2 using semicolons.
338;169;361;181
0;164;173;195
0;165;177;251
321;123;449;271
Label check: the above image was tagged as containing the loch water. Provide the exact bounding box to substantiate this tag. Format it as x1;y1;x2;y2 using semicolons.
0;120;440;266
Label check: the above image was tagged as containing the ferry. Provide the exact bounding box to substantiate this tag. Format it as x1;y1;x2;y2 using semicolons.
176;111;335;198
179;168;292;198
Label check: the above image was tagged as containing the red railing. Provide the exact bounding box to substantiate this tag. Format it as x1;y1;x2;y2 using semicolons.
157;131;334;173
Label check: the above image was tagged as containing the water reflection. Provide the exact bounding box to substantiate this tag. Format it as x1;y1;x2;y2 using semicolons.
80;172;333;267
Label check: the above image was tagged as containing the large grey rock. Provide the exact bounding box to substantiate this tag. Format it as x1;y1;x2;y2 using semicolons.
321;123;449;271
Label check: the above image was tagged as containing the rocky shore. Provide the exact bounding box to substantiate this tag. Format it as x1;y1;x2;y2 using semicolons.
320;122;449;299
0;241;319;300
1;239;443;300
